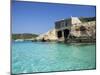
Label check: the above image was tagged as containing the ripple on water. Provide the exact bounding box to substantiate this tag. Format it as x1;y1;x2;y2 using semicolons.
12;42;96;74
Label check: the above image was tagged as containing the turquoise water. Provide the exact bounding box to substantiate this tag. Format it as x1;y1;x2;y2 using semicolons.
12;42;96;74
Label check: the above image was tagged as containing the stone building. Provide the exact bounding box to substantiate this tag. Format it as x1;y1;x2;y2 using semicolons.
55;17;96;42
55;17;82;41
36;16;96;42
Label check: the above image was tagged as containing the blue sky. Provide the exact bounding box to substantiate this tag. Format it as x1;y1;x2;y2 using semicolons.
12;1;96;34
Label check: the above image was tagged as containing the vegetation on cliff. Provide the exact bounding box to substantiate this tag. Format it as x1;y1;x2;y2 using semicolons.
79;17;96;22
12;33;38;40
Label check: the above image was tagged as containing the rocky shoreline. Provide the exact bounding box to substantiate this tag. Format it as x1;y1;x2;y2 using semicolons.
13;17;96;43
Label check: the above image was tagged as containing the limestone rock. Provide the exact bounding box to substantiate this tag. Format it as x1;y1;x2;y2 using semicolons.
70;21;96;39
36;29;58;41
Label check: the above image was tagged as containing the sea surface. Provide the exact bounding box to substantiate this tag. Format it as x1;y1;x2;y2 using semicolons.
12;41;96;74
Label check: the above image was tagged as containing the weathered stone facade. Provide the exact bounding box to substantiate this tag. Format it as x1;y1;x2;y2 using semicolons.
55;17;96;42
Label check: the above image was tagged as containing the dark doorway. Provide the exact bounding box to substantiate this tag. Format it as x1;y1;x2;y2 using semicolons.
63;29;70;39
57;31;62;38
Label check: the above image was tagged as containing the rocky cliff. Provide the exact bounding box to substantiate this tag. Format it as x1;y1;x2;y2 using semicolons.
36;29;58;41
70;21;96;38
69;21;96;42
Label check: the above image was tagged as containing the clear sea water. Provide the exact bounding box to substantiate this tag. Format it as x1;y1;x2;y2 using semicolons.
12;41;96;74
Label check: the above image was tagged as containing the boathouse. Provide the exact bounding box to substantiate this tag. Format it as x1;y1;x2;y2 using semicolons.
55;17;82;41
36;17;95;42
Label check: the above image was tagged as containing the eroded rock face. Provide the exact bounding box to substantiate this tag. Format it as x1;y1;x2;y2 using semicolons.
36;29;58;41
70;21;96;39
